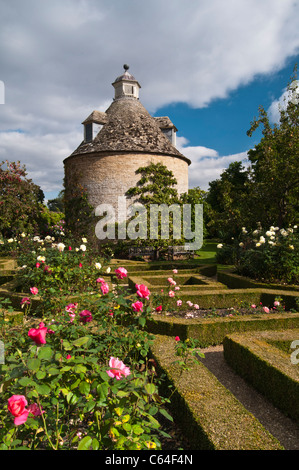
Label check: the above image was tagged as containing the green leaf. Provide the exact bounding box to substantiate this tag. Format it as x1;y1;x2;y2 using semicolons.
122;422;131;432
132;424;144;435
72;336;90;347
47;367;60;376
74;364;87;374
79;381;90;395
61;340;72;351
18;376;32;387
78;436;93;450
159;408;173;422
92;438;99;450
36;370;46;380
35;383;51;395
38;346;53;360
27;358;40;372
145;383;156;395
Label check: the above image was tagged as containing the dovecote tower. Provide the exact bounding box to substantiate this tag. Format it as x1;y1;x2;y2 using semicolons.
64;66;190;219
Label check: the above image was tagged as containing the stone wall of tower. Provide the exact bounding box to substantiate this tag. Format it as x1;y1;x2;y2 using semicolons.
64;152;189;216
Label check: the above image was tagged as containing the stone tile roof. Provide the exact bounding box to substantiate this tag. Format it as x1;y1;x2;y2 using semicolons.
68;98;190;163
154;116;178;132
82;110;107;125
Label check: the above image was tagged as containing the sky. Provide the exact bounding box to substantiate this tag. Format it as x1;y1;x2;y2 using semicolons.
0;0;299;202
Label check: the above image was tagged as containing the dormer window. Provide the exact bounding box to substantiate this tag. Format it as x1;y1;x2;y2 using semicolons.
82;110;107;143
154;116;178;147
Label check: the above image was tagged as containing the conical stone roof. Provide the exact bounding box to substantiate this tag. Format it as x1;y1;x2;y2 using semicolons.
68;96;190;163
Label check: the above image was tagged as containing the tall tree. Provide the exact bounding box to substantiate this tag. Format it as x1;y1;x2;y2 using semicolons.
0;160;43;237
206;161;251;241
246;69;299;228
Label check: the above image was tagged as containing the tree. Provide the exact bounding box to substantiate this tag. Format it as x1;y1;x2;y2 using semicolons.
246;68;299;228
206;161;251;241
47;190;65;213
125;162;183;258
0;160;43;238
180;186;211;239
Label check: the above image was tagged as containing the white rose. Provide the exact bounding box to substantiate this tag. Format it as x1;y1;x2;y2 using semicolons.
80;244;86;252
95;262;102;269
57;243;65;252
217;244;223;249
82;238;88;243
106;267;111;273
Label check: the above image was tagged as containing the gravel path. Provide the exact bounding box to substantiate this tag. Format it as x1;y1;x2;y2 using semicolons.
198;345;299;450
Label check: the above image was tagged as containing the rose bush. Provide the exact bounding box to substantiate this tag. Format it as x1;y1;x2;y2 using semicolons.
216;224;299;284
0;241;176;450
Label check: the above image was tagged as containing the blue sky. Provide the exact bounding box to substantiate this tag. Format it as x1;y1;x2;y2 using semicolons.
0;0;298;199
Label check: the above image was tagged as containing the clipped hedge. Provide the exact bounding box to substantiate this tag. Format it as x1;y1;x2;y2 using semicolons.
223;330;299;424
146;312;299;347
151;335;283;450
218;269;299;292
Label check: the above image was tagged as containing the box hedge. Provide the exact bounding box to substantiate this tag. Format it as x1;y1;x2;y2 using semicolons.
223;330;299;424
151;335;283;450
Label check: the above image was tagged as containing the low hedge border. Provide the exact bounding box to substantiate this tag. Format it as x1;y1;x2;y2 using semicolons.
223;330;299;424
146;312;299;347
151;335;283;450
217;269;299;292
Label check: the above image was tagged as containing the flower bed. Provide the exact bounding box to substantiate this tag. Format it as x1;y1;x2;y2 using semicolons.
0;237;188;450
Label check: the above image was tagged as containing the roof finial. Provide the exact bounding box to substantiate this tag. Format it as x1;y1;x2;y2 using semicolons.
123;64;129;71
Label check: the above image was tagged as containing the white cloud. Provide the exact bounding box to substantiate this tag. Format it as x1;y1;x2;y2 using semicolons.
0;130;82;193
177;136;249;190
268;80;299;123
0;0;298;196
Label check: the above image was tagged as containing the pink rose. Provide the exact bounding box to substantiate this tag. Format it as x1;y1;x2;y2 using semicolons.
106;357;131;380
66;354;72;360
263;306;270;313
173;269;178;274
30;287;38;295
251;304;256;308
28;324;47;345
115;267;128;280
132;301;143;312
79;310;93;323
194;304;199;309
21;297;31;308
36;262;40;268
96;277;105;283
167;277;176;286
177;300;182;306
100;282;109;294
155;305;162;312
169;290;175;297
27;403;44;417
274;301;280;307
175;336;180;342
65;303;78;313
8;395;29;426
135;284;151;300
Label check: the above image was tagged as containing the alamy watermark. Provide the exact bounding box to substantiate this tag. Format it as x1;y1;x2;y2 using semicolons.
0;340;4;364
0;80;5;104
94;197;203;251
290;340;299;365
